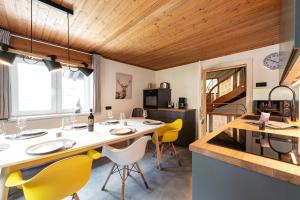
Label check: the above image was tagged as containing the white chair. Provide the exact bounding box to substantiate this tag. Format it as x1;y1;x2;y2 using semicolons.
102;136;150;200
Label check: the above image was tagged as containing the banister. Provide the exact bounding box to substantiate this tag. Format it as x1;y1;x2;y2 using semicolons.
206;67;245;102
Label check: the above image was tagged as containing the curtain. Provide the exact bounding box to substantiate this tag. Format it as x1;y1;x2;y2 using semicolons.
93;54;101;113
0;28;10;45
0;65;10;119
0;28;11;119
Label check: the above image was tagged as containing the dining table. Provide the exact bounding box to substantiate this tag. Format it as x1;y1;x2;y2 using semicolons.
0;118;164;200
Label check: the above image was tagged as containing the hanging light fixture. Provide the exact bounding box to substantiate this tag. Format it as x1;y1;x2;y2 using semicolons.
78;62;93;76
0;44;16;66
43;55;62;72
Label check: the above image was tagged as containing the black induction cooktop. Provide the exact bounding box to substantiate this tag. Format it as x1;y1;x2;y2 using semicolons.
207;128;300;166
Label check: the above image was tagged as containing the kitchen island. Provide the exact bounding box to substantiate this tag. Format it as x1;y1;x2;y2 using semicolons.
190;114;300;200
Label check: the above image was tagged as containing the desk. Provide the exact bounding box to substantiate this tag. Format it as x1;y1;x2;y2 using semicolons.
0;118;164;200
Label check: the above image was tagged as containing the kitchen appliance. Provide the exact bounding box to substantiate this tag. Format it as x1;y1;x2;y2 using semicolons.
143;89;171;109
179;97;187;109
253;100;294;117
208;128;299;166
160;82;170;89
268;85;297;121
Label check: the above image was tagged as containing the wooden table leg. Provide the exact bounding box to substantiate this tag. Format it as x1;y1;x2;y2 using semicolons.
154;130;162;170
0;167;10;200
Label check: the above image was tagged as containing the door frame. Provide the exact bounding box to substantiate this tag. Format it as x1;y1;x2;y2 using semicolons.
200;59;253;135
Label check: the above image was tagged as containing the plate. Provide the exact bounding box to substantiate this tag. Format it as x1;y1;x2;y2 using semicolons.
143;120;163;125
109;128;135;135
6;131;48;140
105;120;119;125
21;129;47;136
72;123;88;129
26;139;76;155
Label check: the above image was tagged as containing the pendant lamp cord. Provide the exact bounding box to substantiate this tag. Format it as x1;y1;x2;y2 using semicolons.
67;13;70;65
23;0;39;64
30;0;33;53
67;13;79;72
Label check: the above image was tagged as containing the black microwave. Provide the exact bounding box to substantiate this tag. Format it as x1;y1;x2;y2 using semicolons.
143;89;171;109
253;100;295;117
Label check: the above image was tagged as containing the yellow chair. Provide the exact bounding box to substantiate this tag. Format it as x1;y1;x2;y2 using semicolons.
152;119;183;166
5;150;102;200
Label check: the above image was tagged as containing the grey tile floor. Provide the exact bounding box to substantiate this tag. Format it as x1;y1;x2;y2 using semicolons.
11;145;192;200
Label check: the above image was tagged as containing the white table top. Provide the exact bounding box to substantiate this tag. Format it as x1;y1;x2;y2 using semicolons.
0;118;164;169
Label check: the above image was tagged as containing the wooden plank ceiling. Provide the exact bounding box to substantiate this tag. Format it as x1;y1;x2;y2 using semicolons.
0;0;280;70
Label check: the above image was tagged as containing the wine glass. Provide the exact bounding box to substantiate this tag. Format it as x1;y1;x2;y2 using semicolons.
16;117;27;138
0;121;9;151
143;110;148;119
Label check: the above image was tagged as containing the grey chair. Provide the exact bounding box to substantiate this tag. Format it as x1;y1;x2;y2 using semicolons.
131;108;144;117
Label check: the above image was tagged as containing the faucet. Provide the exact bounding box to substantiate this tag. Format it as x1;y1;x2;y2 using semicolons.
268;85;297;122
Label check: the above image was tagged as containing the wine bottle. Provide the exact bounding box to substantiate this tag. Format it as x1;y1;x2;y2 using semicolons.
88;108;94;132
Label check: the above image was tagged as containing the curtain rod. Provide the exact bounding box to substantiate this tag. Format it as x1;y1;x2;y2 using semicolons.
11;33;93;56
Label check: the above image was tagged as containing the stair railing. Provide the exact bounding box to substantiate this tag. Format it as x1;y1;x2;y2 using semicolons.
206;67;245;105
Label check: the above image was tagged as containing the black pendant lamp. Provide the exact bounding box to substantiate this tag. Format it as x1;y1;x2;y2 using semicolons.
0;44;16;66
78;62;93;76
43;55;62;72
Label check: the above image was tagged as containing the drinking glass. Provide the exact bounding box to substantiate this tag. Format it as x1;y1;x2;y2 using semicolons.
16;117;27;138
107;110;114;120
70;114;77;127
119;112;125;127
120;112;126;121
143;110;148;119
0;121;9;151
62;117;71;131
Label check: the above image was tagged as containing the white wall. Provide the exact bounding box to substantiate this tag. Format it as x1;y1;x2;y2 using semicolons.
5;58;155;133
155;62;201;109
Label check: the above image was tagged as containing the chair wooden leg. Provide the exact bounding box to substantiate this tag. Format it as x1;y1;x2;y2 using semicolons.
135;162;149;189
171;143;182;167
154;130;162;170
72;193;80;200
102;164;116;191
160;143;164;155
127;165;130;176
122;166;126;200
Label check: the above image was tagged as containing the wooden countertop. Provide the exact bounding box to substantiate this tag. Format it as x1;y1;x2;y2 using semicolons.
148;108;196;112
189;114;300;186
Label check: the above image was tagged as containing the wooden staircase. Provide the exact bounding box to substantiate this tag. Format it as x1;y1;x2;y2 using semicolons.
207;84;246;112
206;67;246;113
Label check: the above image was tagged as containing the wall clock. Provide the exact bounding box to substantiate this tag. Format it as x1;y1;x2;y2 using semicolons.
263;52;279;70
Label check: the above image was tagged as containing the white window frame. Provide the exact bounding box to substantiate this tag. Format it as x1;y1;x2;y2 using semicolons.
10;57;93;117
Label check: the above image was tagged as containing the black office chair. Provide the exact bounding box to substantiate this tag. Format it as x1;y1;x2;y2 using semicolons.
132;108;144;117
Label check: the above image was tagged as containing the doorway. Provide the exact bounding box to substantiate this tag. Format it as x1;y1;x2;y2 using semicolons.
200;63;250;134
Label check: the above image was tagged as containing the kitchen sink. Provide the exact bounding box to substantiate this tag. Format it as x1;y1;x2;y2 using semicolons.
241;115;288;123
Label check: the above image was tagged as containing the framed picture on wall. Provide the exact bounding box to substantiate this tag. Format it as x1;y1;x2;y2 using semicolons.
115;72;132;99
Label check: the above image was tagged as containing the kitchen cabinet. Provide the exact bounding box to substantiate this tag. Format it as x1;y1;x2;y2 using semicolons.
147;108;196;146
280;0;300;85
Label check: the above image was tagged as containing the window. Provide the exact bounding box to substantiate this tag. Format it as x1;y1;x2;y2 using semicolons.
10;57;93;117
